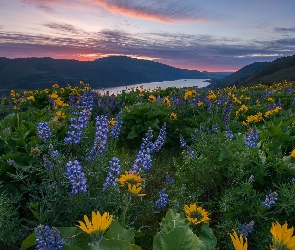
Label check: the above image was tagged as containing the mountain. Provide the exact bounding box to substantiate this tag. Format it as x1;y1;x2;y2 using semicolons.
208;62;270;88
236;54;295;86
210;54;295;88
0;56;227;91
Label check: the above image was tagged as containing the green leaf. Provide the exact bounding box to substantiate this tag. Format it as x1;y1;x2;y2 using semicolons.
198;224;217;250
160;209;187;234
104;220;135;244
20;232;36;250
161;226;200;250
94;239;141;250
267;126;283;136
218;149;229;161
127;129;139;139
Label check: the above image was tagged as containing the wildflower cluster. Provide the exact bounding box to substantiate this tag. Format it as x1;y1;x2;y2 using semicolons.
244;127;259;148
35;225;65;250
65;160;87;194
36;122;52;142
102;157;121;191
262;191;278;209
155;188;169;211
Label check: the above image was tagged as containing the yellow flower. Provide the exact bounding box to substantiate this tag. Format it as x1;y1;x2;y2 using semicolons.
27;96;35;101
49;92;58;99
54;111;66;121
170;112;177;120
197;101;203;107
77;211;113;235
52;83;59;88
270;221;295;250
127;183;146;197
164;97;171;107
229;230;248;250
183;203;210;225
109;118;115;128
291;149;295;158
148;95;156;102
118;171;143;187
138;93;144;97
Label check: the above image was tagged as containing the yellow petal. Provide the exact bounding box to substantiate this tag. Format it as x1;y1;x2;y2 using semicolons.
83;214;93;232
92;211;99;231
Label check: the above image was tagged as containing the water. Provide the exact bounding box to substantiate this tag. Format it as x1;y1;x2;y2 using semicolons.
96;79;210;94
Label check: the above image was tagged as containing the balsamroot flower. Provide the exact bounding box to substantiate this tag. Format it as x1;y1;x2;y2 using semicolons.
118;171;145;196
183;203;210;225
270;221;295;250
77;211;113;239
229;230;248;250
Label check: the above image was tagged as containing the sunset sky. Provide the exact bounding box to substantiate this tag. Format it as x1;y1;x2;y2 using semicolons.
1;0;295;72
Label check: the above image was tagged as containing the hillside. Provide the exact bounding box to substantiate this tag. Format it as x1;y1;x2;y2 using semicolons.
0;56;226;91
209;62;270;88
236;54;295;86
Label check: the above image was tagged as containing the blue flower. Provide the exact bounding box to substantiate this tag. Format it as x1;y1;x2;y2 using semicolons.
36;122;52;142
223;98;232;125
102;157;121;191
166;173;175;186
110;111;122;139
180;135;187;148
35;225;65;250
152;123;166;152
87;115;109;160
65;160;87;194
245;127;259;148
262;191;278;209
155;188;169;211
225;126;234;140
238;220;255;238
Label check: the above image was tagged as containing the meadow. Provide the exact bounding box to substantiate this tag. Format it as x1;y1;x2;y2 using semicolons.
0;81;295;250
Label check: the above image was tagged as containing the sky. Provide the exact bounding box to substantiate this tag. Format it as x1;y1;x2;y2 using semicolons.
0;0;295;72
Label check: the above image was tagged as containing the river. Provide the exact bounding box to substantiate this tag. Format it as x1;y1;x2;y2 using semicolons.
96;79;210;95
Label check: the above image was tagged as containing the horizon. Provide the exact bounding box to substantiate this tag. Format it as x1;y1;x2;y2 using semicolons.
1;1;295;72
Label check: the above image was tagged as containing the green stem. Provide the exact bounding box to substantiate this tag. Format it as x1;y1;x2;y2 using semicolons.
121;196;132;227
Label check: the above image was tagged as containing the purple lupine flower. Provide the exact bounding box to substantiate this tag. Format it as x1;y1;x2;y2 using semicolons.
180;135;187;148
64;92;94;145
245;127;259;148
187;146;195;158
191;129;199;141
217;93;226;106
223;98;232;125
286;86;292;94
152;123;166;152
110;111;122;139
65;160;87;194
292;177;295;184
87;115;109;160
262;191;278;209
212;123;220;133
131;128;154;173
203;95;213;113
193;93;201;106
277;98;282;108
64;118;84;145
225;126;234;140
238;221;255;238
166;173;175;186
35;225;65;250
49;144;59;158
102;157;121;191
155;188;169;211
173;94;182;106
248;175;255;183
36;122;52;142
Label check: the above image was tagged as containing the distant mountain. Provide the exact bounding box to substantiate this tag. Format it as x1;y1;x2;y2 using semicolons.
209;62;270;88
210;54;295;88
0;56;227;91
236;54;295;86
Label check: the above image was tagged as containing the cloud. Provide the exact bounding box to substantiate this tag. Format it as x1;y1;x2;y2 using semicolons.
274;27;295;33
91;0;209;23
1;27;294;71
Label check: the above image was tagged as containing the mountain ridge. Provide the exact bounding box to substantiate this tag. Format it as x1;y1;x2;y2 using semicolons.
0;56;228;91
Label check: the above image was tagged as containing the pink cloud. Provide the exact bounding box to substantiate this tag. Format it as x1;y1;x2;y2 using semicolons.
91;0;205;24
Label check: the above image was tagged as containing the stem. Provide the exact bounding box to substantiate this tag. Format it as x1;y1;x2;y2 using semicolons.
121;196;132;227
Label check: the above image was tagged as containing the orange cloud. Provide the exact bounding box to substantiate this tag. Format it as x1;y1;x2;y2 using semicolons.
92;0;202;24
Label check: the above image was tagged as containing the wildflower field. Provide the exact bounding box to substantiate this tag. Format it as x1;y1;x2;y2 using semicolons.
1;80;295;250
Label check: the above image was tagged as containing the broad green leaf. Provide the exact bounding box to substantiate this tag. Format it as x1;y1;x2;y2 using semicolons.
104;220;135;243
160;209;187;234
161;226;200;250
267;126;283;136
93;239;141;250
198;224;217;250
218;149;229;161
20;232;36;250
